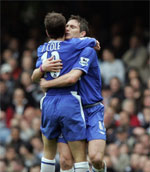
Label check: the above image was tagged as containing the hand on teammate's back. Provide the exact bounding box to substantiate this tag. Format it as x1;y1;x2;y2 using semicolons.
94;40;101;51
42;56;63;72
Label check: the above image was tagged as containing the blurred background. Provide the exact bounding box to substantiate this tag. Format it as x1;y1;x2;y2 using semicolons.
0;1;150;172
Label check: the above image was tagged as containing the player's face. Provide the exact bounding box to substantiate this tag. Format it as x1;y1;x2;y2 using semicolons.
65;19;81;39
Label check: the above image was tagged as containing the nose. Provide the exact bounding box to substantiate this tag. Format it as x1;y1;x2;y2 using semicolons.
66;26;69;31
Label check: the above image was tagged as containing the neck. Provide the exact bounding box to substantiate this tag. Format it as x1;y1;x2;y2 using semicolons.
50;36;65;41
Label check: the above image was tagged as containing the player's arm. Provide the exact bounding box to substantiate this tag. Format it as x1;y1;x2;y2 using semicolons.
31;68;44;83
40;47;94;89
40;69;83;89
31;56;63;83
74;37;100;51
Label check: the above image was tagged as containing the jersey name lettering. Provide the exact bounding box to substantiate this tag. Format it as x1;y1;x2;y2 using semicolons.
42;42;61;52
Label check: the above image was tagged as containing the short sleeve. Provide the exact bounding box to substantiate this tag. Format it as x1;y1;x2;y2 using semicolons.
72;37;96;50
72;47;96;73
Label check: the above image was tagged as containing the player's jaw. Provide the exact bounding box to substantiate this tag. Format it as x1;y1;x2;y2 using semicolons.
65;31;81;39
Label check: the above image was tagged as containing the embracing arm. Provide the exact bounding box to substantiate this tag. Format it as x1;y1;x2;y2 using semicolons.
40;69;83;89
31;57;62;83
31;68;44;83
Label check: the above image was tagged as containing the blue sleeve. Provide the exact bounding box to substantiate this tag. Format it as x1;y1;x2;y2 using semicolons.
35;45;47;68
35;45;42;68
35;57;42;68
72;47;96;73
72;37;96;50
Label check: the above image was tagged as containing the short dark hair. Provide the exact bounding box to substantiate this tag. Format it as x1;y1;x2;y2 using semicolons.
68;15;89;36
44;12;66;39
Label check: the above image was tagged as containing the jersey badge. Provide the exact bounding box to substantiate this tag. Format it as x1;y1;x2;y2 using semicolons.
79;57;89;66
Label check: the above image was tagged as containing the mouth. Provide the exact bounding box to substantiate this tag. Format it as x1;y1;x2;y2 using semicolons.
65;33;70;36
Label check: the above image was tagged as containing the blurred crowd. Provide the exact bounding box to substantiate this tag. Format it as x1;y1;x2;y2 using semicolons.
0;2;150;172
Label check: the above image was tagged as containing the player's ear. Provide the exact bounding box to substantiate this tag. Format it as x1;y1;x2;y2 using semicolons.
46;30;50;37
80;31;86;38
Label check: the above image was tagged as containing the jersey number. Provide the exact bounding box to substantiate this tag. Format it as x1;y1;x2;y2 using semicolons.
50;51;61;78
41;51;61;78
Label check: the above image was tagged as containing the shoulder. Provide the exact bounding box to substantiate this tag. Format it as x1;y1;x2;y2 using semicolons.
65;38;82;43
80;47;96;59
37;43;48;56
82;47;96;54
66;37;92;43
64;38;78;42
63;38;76;46
37;42;47;50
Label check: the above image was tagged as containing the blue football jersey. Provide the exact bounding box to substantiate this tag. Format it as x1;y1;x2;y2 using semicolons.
72;47;103;106
35;38;96;95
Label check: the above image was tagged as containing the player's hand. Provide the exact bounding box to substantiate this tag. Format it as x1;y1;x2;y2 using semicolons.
40;78;49;91
42;56;63;72
94;40;101;51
